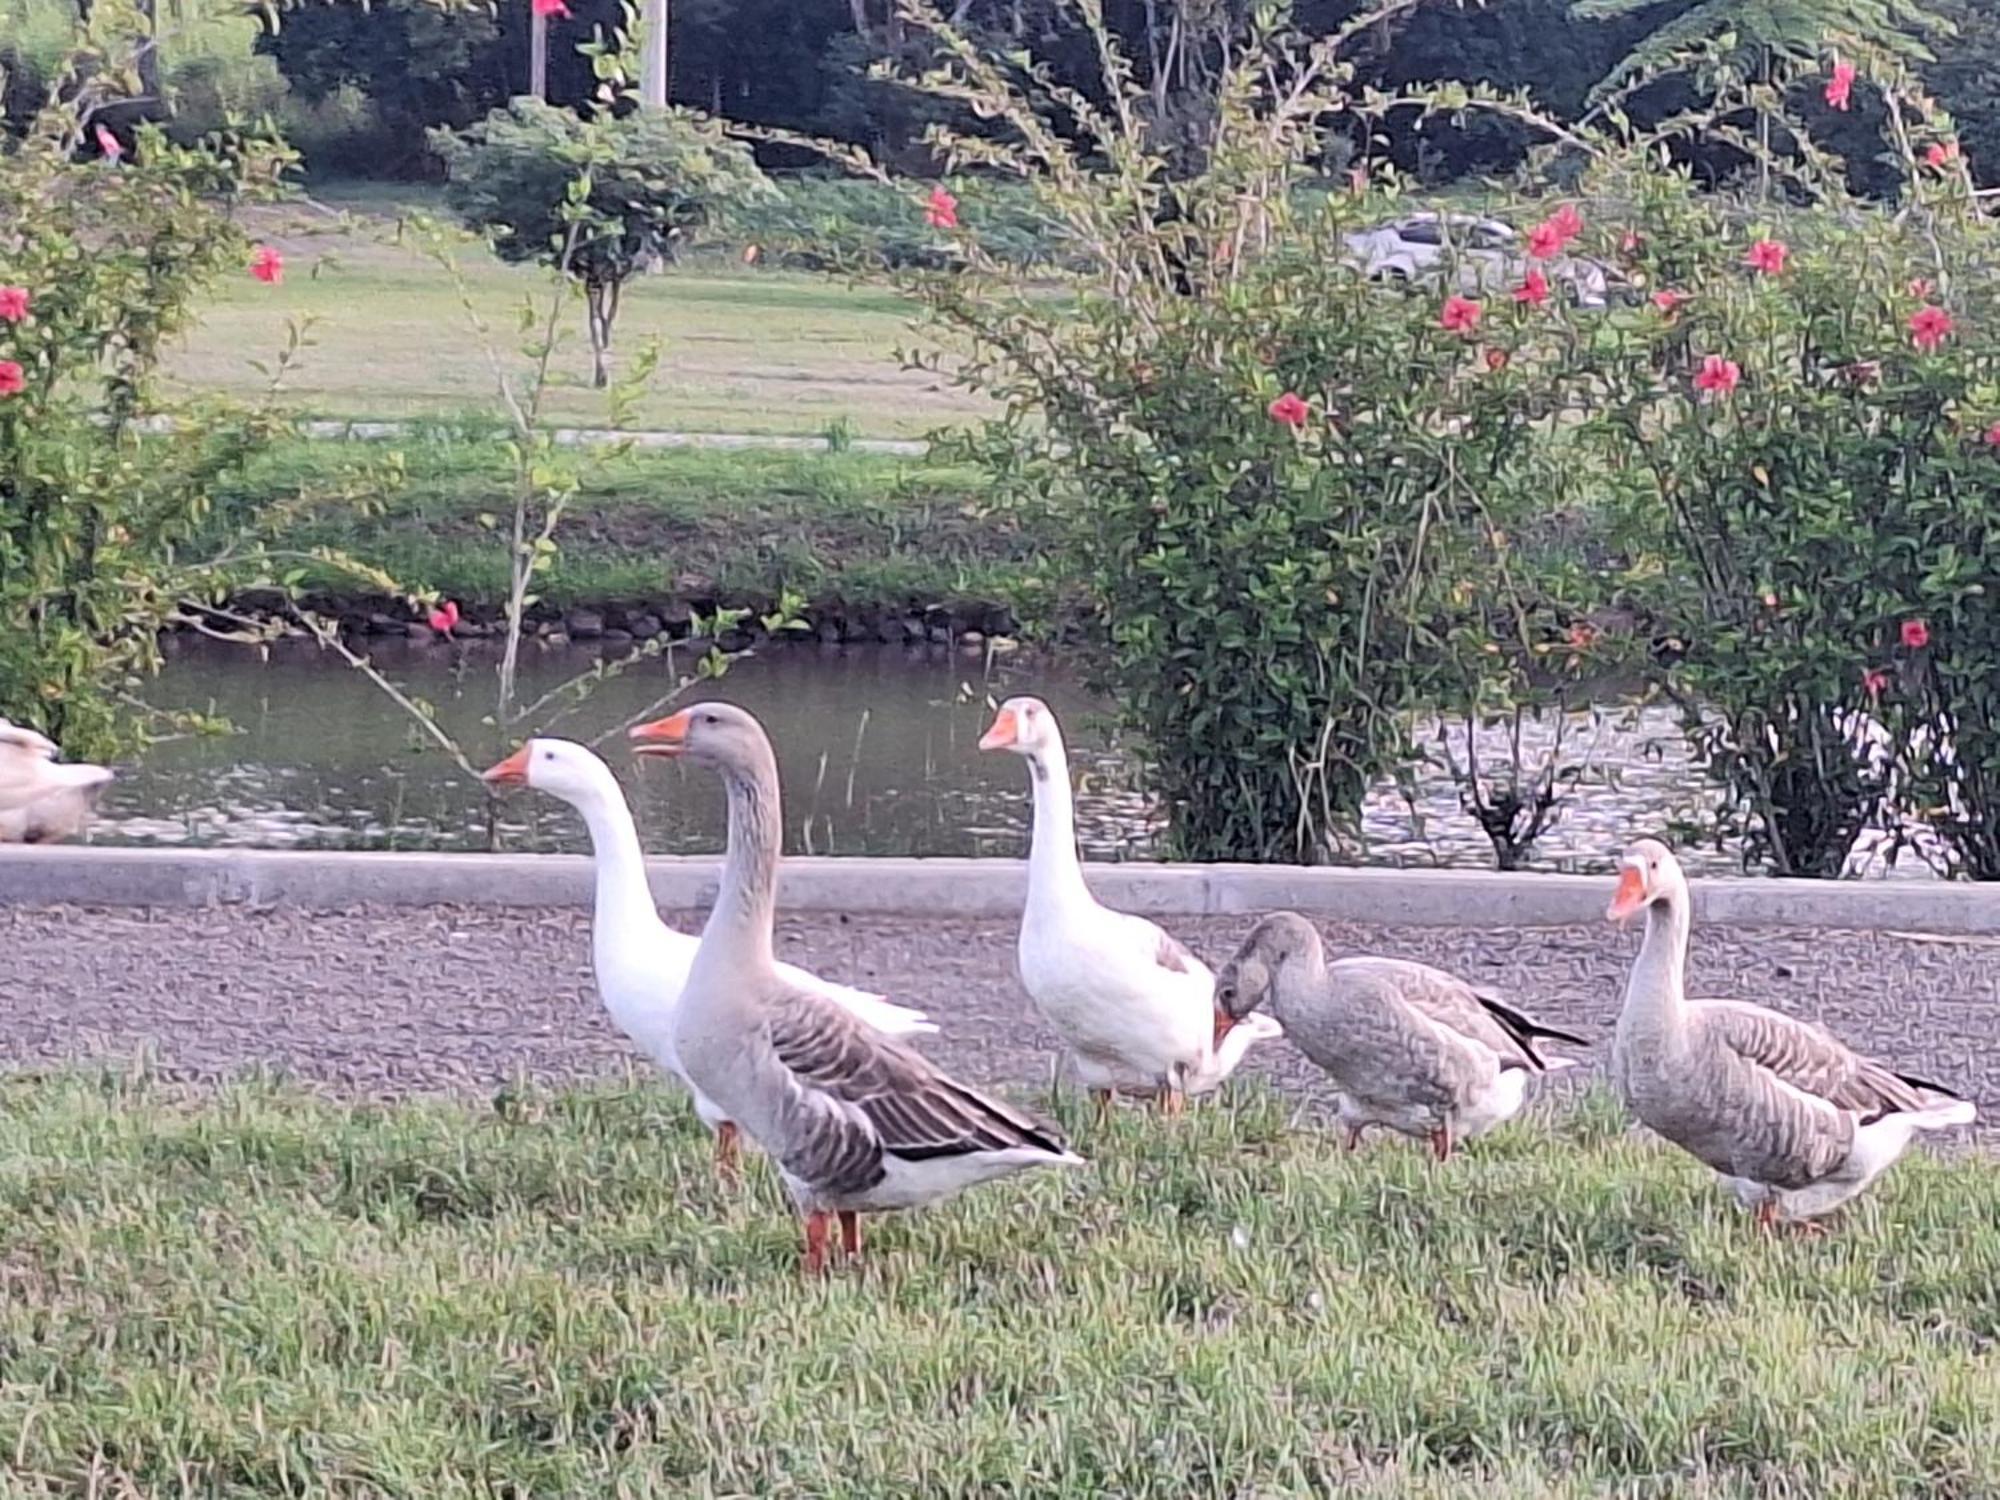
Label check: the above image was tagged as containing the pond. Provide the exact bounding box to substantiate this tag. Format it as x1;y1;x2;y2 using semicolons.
92;637;1911;877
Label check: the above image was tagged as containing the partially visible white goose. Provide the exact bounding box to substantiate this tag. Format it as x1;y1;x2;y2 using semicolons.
481;738;933;1177
1215;912;1586;1159
1610;837;1975;1229
630;703;1080;1273
980;696;1273;1113
0;719;114;844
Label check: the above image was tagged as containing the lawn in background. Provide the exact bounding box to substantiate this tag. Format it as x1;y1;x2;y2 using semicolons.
3;1072;1995;1495
167;187;988;440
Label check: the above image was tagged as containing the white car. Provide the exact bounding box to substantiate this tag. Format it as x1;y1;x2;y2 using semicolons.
1341;212;1614;309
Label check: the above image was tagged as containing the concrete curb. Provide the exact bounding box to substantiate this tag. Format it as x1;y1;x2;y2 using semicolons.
3;847;1998;934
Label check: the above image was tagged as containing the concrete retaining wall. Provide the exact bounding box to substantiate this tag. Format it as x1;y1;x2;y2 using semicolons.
3;846;1998;934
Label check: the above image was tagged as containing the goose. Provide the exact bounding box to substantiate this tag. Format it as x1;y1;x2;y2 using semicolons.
1609;838;1975;1229
0;719;114;844
980;695;1273;1113
629;703;1081;1273
481;738;934;1178
1214;912;1587;1159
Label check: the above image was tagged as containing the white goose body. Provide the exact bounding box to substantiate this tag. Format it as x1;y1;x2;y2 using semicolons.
484;740;933;1141
984;697;1270;1103
1610;838;1975;1225
0;719;113;843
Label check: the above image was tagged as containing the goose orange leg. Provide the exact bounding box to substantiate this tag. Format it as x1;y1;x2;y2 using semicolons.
1160;1086;1186;1118
1755;1199;1778;1233
1428;1124;1453;1164
838;1210;863;1262
803;1210;833;1276
1091;1089;1114;1124
1343;1124;1366;1152
714;1121;741;1182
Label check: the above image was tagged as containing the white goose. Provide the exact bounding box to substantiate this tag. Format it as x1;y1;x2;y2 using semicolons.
1610;837;1975;1229
481;738;934;1177
630;703;1080;1273
979;696;1276;1114
0;718;113;843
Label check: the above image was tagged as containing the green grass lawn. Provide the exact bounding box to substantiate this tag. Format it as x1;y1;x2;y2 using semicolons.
4;1072;1995;1495
223;440;1036;612
167;192;988;440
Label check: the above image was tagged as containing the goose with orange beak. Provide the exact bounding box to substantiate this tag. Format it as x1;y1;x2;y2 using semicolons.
1609;837;1975;1229
629;702;1080;1275
478;733;933;1185
979;695;1273;1115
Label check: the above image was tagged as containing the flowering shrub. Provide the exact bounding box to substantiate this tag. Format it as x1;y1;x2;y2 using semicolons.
852;4;1635;862
0;89;350;754
1582;103;2000;876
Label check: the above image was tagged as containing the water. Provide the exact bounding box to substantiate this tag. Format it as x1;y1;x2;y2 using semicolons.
93;637;1909;876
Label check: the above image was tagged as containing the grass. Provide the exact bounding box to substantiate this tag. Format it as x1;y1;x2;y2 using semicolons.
168;191;986;440
3;1072;1996;1496
223;439;1037;613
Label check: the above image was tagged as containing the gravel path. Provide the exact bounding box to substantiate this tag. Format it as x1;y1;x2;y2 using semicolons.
3;905;1997;1132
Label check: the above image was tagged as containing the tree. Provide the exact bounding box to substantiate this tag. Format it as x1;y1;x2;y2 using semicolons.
1572;0;1947;103
430;98;768;386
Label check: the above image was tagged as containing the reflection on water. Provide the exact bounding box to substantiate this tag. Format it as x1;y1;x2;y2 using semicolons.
98;638;1921;876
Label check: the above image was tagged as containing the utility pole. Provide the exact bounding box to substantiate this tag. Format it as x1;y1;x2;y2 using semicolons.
639;0;668;109
530;9;549;101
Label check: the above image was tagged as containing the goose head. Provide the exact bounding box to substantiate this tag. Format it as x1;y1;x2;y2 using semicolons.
480;737;619;808
1211;910;1323;1044
628;701;771;775
978;695;1061;759
1608;837;1686;922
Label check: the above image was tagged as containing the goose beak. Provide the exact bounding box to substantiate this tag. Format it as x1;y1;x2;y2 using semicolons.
630;709;693;757
1607;865;1648;922
481;745;532;787
1212;1009;1237;1047
978;707;1019;751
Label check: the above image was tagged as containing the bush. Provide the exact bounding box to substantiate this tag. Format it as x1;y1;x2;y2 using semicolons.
811;6;2000;877
859;6;1628;863
0;92;342;755
744;175;1065;271
1577;94;2000;877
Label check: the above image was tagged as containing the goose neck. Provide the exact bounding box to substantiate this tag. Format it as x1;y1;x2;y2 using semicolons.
701;748;782;972
570;778;663;938
1024;734;1093;912
1623;886;1690;1036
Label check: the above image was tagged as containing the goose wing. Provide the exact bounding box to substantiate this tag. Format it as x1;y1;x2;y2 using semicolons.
1331;957;1581;1070
763;985;1074;1200
1696;999;1956;1122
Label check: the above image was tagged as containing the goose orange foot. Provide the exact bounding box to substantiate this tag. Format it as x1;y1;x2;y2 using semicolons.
1428;1124;1453;1164
803;1210;833;1276
714;1121;741;1183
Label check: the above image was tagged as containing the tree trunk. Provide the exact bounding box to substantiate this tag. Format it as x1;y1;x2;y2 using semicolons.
530;10;549;101
135;0;162;116
639;0;668;109
586;281;619;387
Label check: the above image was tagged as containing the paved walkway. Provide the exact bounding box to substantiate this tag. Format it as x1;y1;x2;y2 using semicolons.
3;907;1994;1133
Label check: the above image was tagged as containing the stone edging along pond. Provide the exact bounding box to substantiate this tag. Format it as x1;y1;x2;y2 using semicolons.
4;846;2000;935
